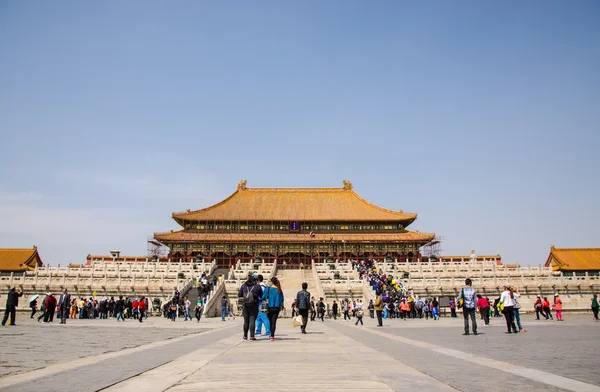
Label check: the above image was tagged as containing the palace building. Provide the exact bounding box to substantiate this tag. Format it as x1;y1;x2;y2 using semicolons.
154;180;435;267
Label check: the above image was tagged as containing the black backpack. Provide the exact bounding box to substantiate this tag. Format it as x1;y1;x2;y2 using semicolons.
244;285;256;306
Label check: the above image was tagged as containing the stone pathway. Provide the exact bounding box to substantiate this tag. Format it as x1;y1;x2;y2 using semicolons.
0;315;599;391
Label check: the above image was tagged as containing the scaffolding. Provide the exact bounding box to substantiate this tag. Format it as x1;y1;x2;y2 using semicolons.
147;236;169;260
420;236;443;261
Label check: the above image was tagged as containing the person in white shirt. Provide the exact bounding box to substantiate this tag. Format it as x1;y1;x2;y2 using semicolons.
355;299;364;325
500;284;518;334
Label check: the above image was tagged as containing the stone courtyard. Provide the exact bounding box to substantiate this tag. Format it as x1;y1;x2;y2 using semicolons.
0;314;598;392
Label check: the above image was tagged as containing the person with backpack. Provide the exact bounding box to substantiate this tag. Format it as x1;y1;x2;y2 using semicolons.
238;274;263;341
261;276;284;341
295;282;311;334
255;275;271;337
457;278;478;335
368;299;375;319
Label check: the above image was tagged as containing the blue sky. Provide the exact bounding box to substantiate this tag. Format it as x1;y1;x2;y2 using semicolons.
1;1;599;266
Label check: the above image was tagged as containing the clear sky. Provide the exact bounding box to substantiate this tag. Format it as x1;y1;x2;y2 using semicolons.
1;1;599;267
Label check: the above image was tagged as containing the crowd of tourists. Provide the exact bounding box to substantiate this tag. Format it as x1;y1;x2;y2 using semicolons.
354;259;443;322
27;289;150;324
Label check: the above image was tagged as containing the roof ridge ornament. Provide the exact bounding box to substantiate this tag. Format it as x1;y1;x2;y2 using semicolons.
237;180;247;191
342;180;353;190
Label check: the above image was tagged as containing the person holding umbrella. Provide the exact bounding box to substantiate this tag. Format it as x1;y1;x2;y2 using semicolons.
29;294;39;319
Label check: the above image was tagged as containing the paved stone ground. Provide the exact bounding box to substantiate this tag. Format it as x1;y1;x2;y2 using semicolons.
0;314;598;391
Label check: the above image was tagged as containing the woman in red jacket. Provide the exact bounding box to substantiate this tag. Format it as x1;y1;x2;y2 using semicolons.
138;297;147;323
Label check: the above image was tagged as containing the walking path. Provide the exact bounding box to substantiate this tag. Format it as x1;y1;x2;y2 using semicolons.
0;315;598;391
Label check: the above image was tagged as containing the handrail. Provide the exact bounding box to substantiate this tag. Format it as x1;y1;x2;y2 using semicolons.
311;259;326;300
268;259;278;280
202;278;226;317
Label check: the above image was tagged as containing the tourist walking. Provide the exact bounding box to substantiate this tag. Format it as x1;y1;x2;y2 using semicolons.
30;297;38;319
368;299;375;319
262;276;284;340
116;296;125;321
512;288;525;332
374;289;384;327
238;274;263;341
195;295;204;323
295;282;311;334
43;293;57;323
332;301;338;320
449;299;457;318
500;284;519;334
291;300;297;318
255;275;271;336
184;296;191;321
534;295;547;320
355;300;364;325
433;297;441;320
138;296;147;323
169;297;178;321
542;297;553;320
457;278;478;335
310;296;316;321
317;298;325;321
220;296;227;321
553;294;563;321
58;288;71;324
2;287;23;326
476;295;490;325
592;294;599;321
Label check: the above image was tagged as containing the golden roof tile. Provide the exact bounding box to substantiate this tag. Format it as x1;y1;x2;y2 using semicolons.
545;246;600;271
0;247;43;272
173;181;418;224
154;230;435;243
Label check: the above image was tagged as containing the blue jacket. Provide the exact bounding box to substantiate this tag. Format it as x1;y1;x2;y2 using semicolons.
261;286;284;309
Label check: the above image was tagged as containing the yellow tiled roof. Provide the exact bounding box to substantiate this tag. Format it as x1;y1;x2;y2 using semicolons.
154;231;435;243
0;247;42;272
545;247;600;271
173;181;418;224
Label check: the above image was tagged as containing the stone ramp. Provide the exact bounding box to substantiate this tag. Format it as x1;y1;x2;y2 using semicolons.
276;269;316;316
103;320;456;392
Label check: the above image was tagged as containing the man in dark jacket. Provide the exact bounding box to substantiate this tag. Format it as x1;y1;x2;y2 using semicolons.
296;282;311;334
58;288;71;324
2;287;23;326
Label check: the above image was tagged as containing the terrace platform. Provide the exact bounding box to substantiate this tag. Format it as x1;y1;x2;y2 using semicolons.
0;315;599;391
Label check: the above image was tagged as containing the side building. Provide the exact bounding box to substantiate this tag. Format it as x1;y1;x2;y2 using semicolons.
545;246;600;277
0;246;43;275
154;180;435;268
